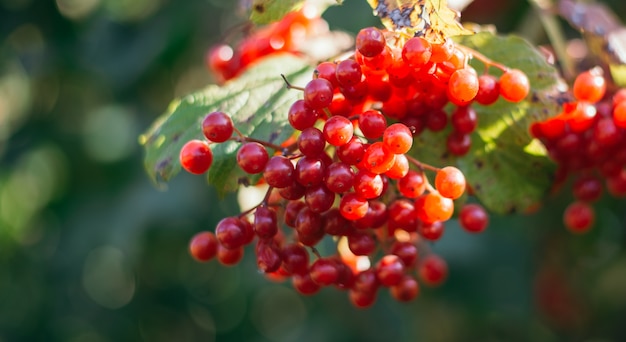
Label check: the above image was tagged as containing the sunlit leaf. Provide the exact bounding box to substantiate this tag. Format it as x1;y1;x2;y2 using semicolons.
249;0;343;25
366;0;473;43
140;54;314;195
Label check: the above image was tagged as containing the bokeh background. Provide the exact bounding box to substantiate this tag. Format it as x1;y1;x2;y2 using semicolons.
1;0;626;341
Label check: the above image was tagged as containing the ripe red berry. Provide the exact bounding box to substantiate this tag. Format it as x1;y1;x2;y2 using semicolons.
499;69;530;103
304;78;334;109
237;142;269;174
356;27;386;57
402;37;432;69
448;68;479;105
202;111;234;142
383;123;413;154
189;231;218;262
459;203;489;233
573;67;606;103
435;166;466;199
323;115;354;146
263;156;295;188
419;254;448;286
563;201;595;233
180;140;213;175
375;254;405;287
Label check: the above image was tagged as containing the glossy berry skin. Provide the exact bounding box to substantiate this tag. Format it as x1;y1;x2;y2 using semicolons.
289;99;319;130
237;142;269;174
202;111;234;142
281;243;309;275
383;123;413;154
402;37;432;69
459;203;489;233
325;162;355;194
419;254;448;287
390;275;419;302
390;241;418;268
180;140;213;175
435;166;466;199
339;192;369;220
217;244;244;266
448;68;479;105
215;217;247;250
263;156;295;188
347;231;377;255
292;273;321;295
499;69;530;103
475;74;500;105
451;106;477;134
297;127;326;157
335;59;362;87
573;68;606;103
304;78;334;109
324;116;354;146
416;192;454;223
189;231;218;262
310;258;339;286
563;201;595;233
359;110;387;140
363;142;395;174
254;206;278;239
375;254;405;287
356;27;386;57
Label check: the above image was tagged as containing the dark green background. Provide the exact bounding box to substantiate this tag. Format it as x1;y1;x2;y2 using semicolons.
1;0;626;341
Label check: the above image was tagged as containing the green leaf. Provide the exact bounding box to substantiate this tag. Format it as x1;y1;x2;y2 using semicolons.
140;54;314;195
412;32;563;214
249;0;343;25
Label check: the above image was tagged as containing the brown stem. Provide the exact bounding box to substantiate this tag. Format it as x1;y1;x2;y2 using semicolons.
406;155;440;173
455;44;509;72
281;74;305;91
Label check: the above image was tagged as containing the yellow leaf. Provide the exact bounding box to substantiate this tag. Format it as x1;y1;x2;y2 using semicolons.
367;0;473;44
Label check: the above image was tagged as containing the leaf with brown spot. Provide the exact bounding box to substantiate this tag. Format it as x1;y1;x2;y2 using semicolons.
140;55;314;195
410;33;562;214
249;0;343;25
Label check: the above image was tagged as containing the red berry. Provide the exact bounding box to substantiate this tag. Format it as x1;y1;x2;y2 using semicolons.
563;201;595;233
459;203;489;233
419;254;448;286
180;140;213;175
189;231;218;262
499;69;529;103
202;111;234;143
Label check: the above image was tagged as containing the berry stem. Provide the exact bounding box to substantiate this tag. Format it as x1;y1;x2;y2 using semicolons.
281;74;305;91
406;155;440;173
310;246;322;259
231;131;288;153
455;44;509;72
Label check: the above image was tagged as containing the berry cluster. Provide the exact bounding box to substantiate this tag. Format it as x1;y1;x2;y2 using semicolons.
206;7;328;83
177;25;536;308
531;67;626;233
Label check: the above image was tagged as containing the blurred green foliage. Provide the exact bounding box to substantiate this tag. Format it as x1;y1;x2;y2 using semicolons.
0;0;625;341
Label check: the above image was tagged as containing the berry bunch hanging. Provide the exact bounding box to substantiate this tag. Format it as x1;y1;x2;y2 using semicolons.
531;67;626;234
173;6;541;306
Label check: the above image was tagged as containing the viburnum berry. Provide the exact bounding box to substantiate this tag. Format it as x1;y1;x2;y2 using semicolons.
189;231;218;262
180;140;213;175
499;69;530;102
304;78;334;109
390;275;419;302
323;115;354;146
448;68;479;105
573;67;606;103
435;166;466;199
419;254;448;287
202;111;234;143
402;37;432;69
237;142;268;174
383;123;413;154
563;201;595;233
459;203;489;233
356;27;386;57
